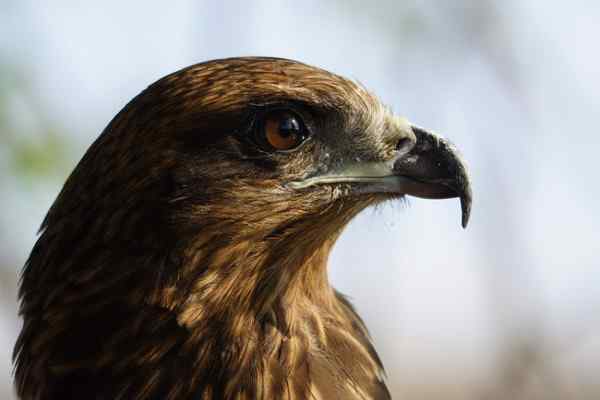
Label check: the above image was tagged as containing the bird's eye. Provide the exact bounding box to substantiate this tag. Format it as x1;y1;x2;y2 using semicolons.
255;110;309;152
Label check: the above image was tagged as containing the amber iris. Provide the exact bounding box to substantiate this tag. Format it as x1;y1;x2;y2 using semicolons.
262;111;306;151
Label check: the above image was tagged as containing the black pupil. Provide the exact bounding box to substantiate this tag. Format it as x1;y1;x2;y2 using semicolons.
278;116;301;138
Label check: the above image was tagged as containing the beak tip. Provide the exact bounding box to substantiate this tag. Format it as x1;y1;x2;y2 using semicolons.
460;191;472;229
407;125;472;229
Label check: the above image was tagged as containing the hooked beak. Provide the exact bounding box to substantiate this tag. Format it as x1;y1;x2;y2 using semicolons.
288;126;472;228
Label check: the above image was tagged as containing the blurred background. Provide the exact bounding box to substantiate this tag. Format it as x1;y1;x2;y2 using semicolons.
1;1;599;398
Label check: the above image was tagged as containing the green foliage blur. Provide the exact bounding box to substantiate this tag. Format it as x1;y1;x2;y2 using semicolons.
0;63;70;182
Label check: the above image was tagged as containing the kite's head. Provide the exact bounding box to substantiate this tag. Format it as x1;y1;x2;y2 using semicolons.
119;57;473;240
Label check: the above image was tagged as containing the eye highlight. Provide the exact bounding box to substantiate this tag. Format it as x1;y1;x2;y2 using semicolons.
255;110;309;152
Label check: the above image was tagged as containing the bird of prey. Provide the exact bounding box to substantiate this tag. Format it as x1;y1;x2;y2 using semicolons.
13;57;471;399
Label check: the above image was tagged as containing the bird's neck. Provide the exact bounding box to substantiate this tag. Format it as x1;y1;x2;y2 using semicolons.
144;230;386;399
157;230;339;333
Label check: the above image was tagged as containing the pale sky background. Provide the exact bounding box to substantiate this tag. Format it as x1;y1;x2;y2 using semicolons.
1;1;599;398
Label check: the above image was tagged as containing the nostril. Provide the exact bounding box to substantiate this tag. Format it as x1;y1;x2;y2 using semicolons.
396;137;414;153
